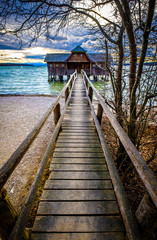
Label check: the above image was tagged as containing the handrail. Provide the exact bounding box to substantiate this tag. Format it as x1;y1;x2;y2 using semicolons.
9;72;77;240
84;80;140;240
0;71;77;190
82;70;157;208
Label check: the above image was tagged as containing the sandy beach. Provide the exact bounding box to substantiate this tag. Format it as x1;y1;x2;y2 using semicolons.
0;96;65;212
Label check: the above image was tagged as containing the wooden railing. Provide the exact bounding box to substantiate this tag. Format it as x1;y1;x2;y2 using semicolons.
82;70;157;207
0;71;77;240
82;69;157;240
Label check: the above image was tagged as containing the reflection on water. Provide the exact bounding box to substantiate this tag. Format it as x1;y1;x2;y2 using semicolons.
0;66;66;95
0;66;111;96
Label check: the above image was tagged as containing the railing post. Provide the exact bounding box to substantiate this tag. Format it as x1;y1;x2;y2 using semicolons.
88;86;93;102
135;193;157;239
85;77;88;89
0;188;29;240
65;87;69;102
53;103;61;126
70;77;73;90
97;103;103;124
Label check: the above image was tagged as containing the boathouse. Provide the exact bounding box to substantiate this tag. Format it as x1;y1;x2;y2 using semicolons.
44;46;111;81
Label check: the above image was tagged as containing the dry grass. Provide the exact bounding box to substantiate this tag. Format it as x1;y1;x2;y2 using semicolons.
101;115;157;213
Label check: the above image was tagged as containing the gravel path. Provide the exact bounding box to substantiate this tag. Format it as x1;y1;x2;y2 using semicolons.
0;96;65;212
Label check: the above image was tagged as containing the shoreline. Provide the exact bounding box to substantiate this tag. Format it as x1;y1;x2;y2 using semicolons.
0;94;60;97
0;95;65;212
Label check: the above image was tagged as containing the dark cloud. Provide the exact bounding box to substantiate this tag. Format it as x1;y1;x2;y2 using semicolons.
25;55;45;59
0;43;19;50
45;34;68;41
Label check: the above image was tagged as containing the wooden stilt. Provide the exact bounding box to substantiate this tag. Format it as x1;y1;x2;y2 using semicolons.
97;103;103;124
136;193;157;240
88;87;93;103
65;88;69;103
0;188;29;240
54;103;61;126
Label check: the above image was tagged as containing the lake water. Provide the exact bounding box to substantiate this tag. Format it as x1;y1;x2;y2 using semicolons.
0;66;108;95
0;66;67;95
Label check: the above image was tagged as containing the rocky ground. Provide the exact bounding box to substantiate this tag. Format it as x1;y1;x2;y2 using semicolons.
0;96;65;212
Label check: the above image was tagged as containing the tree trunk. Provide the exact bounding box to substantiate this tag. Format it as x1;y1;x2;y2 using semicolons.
116;43;123;126
115;0;137;144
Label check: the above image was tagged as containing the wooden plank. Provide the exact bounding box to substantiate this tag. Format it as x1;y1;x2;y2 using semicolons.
41;189;115;201
62;127;95;130
54;148;103;153
44;180;113;189
37;201;119;215
50;164;107;171
57;139;100;143
32;216;124;232
55;143;100;148
60;132;96;135
49;171;110;179
31;232;124;240
52;158;105;164
61;130;96;133
53;152;104;158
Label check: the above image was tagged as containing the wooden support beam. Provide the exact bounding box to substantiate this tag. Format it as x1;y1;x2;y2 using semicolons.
97;103;103;124
54;103;61;126
88;87;93;103
65;87;69;103
0;188;29;240
70;78;73;89
135;193;157;240
85;78;88;89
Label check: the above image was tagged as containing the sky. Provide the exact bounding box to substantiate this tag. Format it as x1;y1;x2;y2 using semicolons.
0;30;98;65
0;1;156;65
0;1;115;65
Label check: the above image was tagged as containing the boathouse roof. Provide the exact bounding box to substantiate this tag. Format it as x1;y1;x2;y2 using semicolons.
44;46;111;63
71;46;86;52
44;53;70;62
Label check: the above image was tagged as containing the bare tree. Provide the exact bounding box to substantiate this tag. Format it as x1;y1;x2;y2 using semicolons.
0;0;156;169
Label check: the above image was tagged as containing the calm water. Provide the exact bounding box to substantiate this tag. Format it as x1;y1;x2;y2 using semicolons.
0;66;108;95
0;66;66;95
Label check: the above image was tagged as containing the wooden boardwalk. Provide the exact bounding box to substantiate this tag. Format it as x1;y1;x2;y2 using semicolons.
31;75;125;240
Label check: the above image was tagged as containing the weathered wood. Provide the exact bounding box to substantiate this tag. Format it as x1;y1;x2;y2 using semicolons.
0;71;76;191
50;164;107;171
85;82;140;240
57;138;100;143
53;152;104;158
37;201;119;215
52;158;105;164
9;73;77;240
31;232;124;240
41;189;115;201
65;87;69;102
97;103;103;124
61;129;96;133
44;179;113;189
88;86;93;103
31;74;125;240
82;70;157;208
53;103;61;126
55;143;101;148
0;188;29;240
135;193;157;240
54;147;103;152
32;216;124;232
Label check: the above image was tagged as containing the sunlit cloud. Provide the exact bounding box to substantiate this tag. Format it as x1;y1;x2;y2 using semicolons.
0;47;69;63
